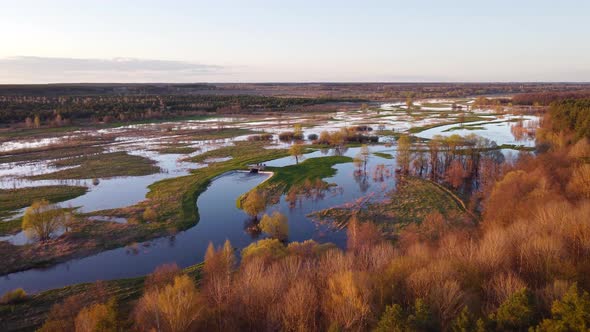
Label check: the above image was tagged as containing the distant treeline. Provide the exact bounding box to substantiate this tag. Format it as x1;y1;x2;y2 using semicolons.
0;95;361;125
2;82;590;99
548;98;590;139
0;83;217;96
512;90;590;106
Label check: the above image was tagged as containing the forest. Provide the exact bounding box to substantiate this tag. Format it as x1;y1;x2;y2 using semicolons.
0;94;358;125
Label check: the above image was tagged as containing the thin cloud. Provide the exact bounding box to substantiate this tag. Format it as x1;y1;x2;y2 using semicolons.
0;56;226;83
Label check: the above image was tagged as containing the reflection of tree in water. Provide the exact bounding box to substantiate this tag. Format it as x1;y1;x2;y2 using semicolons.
510;118;538;141
243;217;262;239
167;235;176;248
333;146;348;156
353;168;370;193
372;164;394;183
284;178;339;210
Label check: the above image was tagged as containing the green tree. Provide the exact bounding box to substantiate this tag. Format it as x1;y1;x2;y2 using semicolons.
408;298;436;331
375;304;406;332
294;123;303;139
22;199;65;241
241;190;266;220
534;283;590;331
289;143;305;164
33;114;41;128
241;238;288;262
397;135;412;174
491;288;536;331
75;298;119;332
259;211;289;240
450;306;478;332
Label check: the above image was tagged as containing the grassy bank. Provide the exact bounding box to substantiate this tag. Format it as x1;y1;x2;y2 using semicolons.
0;186;88;233
30;152;160;180
0;263;203;332
150;142;290;226
407;115;490;134
265;156;353;191
236;155;353;208
373;152;394;159
311;176;465;234
0;142;288;276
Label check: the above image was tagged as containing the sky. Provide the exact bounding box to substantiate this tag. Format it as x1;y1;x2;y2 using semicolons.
1;0;589;83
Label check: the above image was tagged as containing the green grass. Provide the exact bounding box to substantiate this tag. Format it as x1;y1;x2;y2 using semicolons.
0;186;88;233
30;152;160;180
419;102;452;108
155;146;200;154
377;177;464;225
310;176;465;234
442;125;486;132
146;142;290;227
373;152;394;159
0;114;216;139
0;146;105;164
407;115;489;134
236;155;353;209
266;156;353;191
188;128;255;140
0;143;288;276
0;219;22;236
0;263;203;332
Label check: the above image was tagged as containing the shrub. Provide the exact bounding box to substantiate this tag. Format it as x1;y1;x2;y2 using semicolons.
74;298;119;332
241;238;288;262
142;207;158;222
375;304;406;332
144;263;182;291
307;133;318;141
279;131;296;141
280;279;319;332
0;288;27;304
241;190;267;219
22;199;65;241
260;211;289;240
534;283;590;331
133;275;205;332
491;288;536;330
248;133;273;141
323;270;372;330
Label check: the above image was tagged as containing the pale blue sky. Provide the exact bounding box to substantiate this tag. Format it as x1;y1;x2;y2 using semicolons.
1;0;589;83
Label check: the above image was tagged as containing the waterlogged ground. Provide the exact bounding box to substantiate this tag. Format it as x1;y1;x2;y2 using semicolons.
0;98;539;293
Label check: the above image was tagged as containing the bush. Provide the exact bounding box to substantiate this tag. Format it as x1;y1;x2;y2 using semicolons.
74;298;119;332
22;199;65;241
248;133;273;141
133;275;205;332
491;288;536;330
241;190;267;219
241;238;288;262
307;133;318;141
0;288;27;304
142;207;158;222
260;211;289;240
534;283;590;331
144;263;182;291
279;131;296;141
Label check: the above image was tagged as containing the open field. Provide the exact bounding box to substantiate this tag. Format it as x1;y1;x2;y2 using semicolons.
30;152;161;180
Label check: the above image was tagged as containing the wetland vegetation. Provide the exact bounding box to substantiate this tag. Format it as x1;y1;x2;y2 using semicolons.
1;84;589;331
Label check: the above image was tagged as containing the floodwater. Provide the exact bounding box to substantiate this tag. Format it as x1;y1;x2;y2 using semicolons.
0;98;540;294
0;147;396;294
415;115;539;147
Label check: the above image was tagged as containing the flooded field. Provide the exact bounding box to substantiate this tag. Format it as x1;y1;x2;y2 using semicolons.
0;98;539;294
